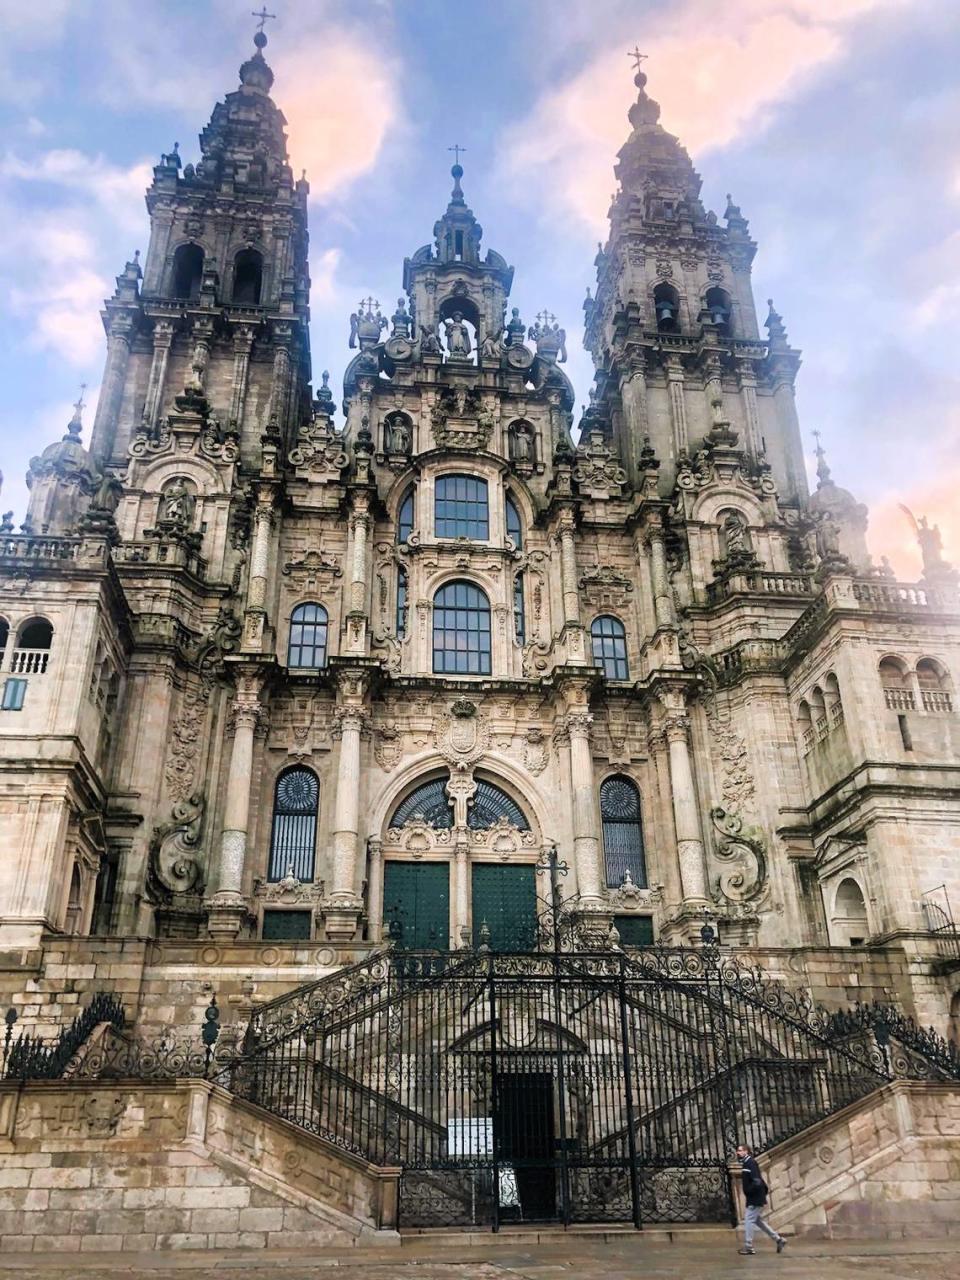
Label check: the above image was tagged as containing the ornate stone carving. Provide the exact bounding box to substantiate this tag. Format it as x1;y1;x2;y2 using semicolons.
573;430;628;500
579;564;634;609
373;721;402;771
522;726;549;775
430;385;494;450
709;807;767;905
282;548;343;590
435;699;490;766
146;792;206;903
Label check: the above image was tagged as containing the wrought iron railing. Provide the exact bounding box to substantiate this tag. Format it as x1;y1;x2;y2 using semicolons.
2;992;124;1079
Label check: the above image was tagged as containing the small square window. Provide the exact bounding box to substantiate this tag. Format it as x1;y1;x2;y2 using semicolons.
2;678;27;711
614;915;654;946
262;909;312;941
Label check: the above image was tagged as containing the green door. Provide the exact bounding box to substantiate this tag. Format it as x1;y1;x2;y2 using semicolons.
472;864;538;952
383;861;449;949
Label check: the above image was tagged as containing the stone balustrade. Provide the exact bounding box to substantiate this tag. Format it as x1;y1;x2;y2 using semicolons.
0;535;81;563
8;648;50;675
112;540;206;578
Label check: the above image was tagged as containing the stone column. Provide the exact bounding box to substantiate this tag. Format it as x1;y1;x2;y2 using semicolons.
229;324;255;431
325;670;370;940
736;358;762;457
142;320;175;431
91;317;134;464
366;839;384;943
664;355;689;456
643;525;676;629
566;712;604;904
208;674;263;939
247;499;275;612
558;511;581;626
663;707;709;904
267;322;294;436
454;841;470;948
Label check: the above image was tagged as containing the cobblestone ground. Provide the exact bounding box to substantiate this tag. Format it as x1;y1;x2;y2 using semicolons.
1;1233;959;1280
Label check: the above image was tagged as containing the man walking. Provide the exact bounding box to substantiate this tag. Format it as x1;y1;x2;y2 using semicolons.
736;1143;786;1255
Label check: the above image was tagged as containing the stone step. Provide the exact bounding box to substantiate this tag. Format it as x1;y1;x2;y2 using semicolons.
398;1222;735;1248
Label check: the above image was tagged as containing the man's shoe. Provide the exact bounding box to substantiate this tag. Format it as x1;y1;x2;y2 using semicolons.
776;1238;786;1253
738;1248;756;1255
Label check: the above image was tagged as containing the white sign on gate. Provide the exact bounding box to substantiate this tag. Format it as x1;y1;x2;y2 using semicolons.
447;1117;493;1157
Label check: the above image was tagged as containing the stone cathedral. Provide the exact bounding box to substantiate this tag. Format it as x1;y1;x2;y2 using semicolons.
1;31;959;1056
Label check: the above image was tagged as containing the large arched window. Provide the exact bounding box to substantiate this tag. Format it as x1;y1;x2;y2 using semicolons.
591;615;629;681
390;776;453;829
435;475;488;540
433;581;491;675
288;603;328;669
12;616;53;675
268;766;319;881
172;243;204;301
232;248;263;305
397;487;414;544
600;776;647;888
468;779;529;830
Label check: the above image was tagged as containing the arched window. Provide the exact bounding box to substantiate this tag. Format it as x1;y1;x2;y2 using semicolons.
513;573;526;644
704;286;732;332
468;779;530;830
653;281;680;332
832;877;868;946
591;615;629;681
917;658;952;713
435;475;488;540
268;766;319;881
600;776;647;889
879;656;912;711
397;488;414;544
797;698;813;753
0;618;9;653
433;581;491;675
12;617;53;675
288;603;328;669
824;672;844;728
390;776;453;829
232;248;263;305
172;243;204;301
505;493;523;549
396;566;408;639
809;686;827;740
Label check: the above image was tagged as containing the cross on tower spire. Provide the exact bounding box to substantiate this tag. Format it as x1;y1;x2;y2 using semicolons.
448;143;466;167
252;6;276;34
628;46;648;74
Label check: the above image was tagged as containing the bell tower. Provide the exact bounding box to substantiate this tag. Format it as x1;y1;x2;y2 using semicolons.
89;24;311;472
584;64;806;504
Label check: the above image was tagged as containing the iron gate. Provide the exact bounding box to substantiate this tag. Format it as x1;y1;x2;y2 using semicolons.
224;945;891;1229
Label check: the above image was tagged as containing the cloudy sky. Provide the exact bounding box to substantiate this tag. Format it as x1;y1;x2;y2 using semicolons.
1;0;959;577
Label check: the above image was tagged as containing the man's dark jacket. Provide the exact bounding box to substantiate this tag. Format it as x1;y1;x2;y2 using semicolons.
740;1154;768;1207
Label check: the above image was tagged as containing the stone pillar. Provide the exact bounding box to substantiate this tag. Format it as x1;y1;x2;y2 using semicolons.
229;324;255;431
247;500;274;612
345;496;371;655
208;674;263;939
663;707;709;904
91;317;134;464
736;358;762;457
142;320;175;431
643;525;676;629
559;511;581;626
454;841;470;948
665;355;689;456
186;319;213;394
366;839;384;943
324;670;370;940
267;322;294;436
566;712;604;904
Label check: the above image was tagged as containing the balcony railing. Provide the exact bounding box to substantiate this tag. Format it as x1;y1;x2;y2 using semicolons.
9;648;50;675
707;569;814;605
920;690;953;713
0;535;81;563
883;687;915;712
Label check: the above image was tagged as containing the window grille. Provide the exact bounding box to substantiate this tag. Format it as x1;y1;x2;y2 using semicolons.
288;603;328;669
435;475;489;540
468;780;529;830
268;767;319;881
432;581;491;675
600;775;647;888
261;909;312;941
390;777;453;829
591;615;629;681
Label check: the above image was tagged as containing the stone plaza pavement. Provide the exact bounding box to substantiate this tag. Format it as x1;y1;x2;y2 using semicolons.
1;1230;959;1280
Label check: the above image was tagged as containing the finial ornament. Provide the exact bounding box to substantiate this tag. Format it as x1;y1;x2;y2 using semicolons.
448;143;467;167
628;46;648;74
251;7;276;35
812;429;832;487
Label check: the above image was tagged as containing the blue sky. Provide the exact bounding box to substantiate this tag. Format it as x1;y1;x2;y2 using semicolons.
2;0;959;576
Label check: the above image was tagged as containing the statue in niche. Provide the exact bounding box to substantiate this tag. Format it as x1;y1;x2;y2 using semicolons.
443;311;472;360
391;297;412;338
722;511;749;556
510;421;534;464
387;415;411;455
162;479;195;527
505;307;526;347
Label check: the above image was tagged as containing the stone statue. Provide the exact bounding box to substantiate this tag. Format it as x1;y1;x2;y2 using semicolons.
814;511;841;561
510;421;534;464
0;511;13;534
722;511;748;556
419;324;441;356
387;415;410;455
443;311;471;360
391;297;412;338
162;479;195;526
917;515;947;575
479;325;503;360
505;307;526;348
92;473;123;514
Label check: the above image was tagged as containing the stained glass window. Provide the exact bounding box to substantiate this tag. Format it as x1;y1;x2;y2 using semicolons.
600;776;647;888
591;615;629;681
435;475;489;540
269;766;319;882
432;581;491;675
288;603;328;669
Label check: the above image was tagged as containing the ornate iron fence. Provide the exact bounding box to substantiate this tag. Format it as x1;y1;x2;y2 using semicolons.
214;944;904;1229
2;992;124;1079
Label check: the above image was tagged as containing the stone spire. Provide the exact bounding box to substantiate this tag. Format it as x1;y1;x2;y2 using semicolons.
613;68;705;223
433;157;483;266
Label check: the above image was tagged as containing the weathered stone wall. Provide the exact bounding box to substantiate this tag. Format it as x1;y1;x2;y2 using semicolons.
747;1080;960;1239
0;1078;400;1253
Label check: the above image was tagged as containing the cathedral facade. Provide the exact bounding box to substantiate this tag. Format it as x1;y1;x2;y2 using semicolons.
1;34;959;1043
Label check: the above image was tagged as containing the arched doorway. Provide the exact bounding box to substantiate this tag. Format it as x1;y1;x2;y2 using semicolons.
379;771;539;950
